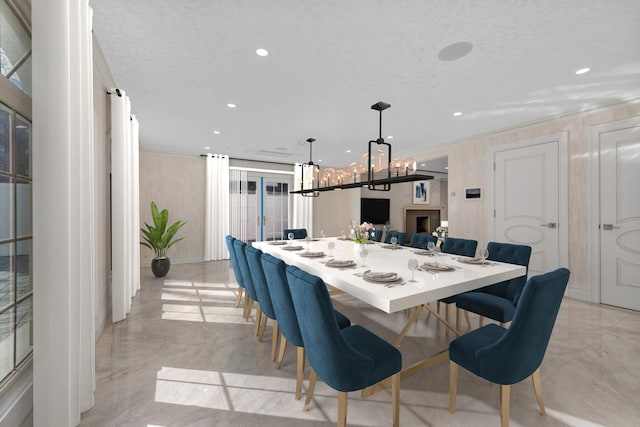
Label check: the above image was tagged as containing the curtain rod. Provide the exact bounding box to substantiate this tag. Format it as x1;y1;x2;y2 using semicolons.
105;88;122;97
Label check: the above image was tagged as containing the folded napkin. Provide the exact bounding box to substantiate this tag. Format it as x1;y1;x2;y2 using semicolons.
268;241;288;246
458;257;493;265
420;262;455;272
326;259;355;267
299;251;325;257
413;250;434;256
282;245;304;251
365;271;397;279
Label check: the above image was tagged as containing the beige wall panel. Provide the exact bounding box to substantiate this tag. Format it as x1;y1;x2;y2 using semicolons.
139;151;205;264
410;100;640;294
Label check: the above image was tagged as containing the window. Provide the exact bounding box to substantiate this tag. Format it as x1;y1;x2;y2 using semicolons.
0;102;32;385
0;0;32;388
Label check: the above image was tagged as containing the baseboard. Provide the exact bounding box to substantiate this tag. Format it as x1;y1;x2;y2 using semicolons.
141;256;204;266
0;367;33;427
567;284;594;303
95;308;108;341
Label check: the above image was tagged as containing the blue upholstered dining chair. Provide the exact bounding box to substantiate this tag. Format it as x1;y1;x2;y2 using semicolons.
449;268;570;427
233;240;260;322
286;265;402;426
439;237;478;329
225;235;245;308
384;230;407;246
282;228;308;240
245;246;280;358
408;232;438;249
372;229;383;242
441;237;477;257
261;253;351;401
454;242;532;328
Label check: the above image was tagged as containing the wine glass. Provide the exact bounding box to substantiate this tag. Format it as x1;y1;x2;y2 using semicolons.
327;241;335;256
340;229;345;240
287;232;294;245
408;258;418;282
358;244;368;267
478;247;489;266
427;241;435;253
320;229;326;239
390;236;398;250
304;236;312;250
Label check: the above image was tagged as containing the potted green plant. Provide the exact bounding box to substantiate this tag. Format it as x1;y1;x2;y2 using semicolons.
140;201;186;277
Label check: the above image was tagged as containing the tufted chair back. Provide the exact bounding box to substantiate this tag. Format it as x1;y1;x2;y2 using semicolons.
442;237;477;257
483;242;532;304
409;233;438;249
384;230;407;245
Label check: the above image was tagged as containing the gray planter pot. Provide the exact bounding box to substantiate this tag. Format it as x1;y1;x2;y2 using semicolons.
151;257;171;277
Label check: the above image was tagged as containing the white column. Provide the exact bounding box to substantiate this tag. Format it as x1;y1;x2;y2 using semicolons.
131;116;141;292
32;0;95;424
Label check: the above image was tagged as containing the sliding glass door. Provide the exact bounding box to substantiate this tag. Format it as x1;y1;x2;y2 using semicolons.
230;170;292;243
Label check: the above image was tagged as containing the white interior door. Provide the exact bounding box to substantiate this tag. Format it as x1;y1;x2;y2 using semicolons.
599;126;640;311
493;139;561;276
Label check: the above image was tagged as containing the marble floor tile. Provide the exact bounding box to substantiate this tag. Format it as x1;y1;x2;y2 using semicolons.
80;261;640;427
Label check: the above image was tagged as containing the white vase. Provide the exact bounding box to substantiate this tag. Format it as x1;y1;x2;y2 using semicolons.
352;242;363;259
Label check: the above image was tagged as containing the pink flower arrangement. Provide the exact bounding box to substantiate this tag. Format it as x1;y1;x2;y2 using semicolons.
349;221;374;244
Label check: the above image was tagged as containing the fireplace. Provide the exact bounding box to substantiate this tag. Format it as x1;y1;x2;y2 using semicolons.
416;216;430;233
403;207;441;238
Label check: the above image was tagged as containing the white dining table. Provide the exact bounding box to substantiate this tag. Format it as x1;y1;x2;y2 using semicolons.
253;237;527;395
253;237;526;314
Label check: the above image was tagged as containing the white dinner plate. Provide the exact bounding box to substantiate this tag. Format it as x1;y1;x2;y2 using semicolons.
299;251;325;258
363;271;400;283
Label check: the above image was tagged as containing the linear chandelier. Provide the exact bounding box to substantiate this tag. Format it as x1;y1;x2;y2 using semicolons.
291;101;434;195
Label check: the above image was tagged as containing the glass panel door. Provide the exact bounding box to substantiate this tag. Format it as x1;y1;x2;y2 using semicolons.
245;172;292;243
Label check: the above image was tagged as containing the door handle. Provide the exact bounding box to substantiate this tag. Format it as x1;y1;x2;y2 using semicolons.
263;216;267;226
540;222;557;229
602;224;620;230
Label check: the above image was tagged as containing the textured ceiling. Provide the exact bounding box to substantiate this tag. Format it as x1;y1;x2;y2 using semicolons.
90;0;640;169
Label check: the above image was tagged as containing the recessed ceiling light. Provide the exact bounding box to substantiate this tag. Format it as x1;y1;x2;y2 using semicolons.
421;163;426;167
387;135;394;139
438;41;473;62
204;146;211;150
318;159;323;162
346;149;351;153
256;48;269;57
213;130;220;134
575;67;591;75
227;103;236;108
445;166;449;170
453;112;462;116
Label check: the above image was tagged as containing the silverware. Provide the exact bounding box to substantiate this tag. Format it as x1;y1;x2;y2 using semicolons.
353;269;371;277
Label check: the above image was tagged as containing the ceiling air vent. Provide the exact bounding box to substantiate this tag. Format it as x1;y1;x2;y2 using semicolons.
256;149;294;157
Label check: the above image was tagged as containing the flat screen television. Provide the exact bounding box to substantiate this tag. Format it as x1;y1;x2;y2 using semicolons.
360;198;390;225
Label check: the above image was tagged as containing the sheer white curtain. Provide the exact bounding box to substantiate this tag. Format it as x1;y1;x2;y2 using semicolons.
292;163;314;236
111;92;140;322
32;0;96;422
205;154;230;260
229;169;248;242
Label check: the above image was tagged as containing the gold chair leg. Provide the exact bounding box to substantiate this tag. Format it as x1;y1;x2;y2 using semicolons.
270;321;279;361
500;384;510;427
254;305;263;337
464;310;471;328
449;361;458;413
500;322;506;328
235;287;244;308
437;300;441;314
295;346;305;400
391;373;400;427
532;368;546;416
257;313;268;341
244;296;254;320
444;304;451;338
455;308;461;332
276;335;287;369
303;366;317;411
337;391;348;427
479;315;484;327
